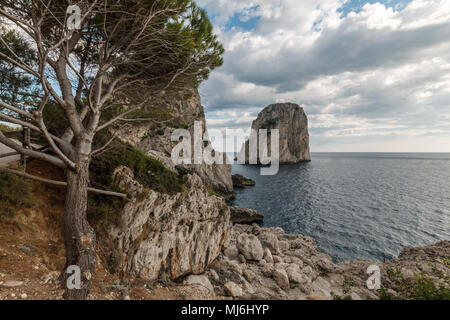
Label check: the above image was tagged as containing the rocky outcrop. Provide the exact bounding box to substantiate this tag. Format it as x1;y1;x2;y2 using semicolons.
229;207;264;225
114;89;234;199
203;224;449;300
238;103;311;164
108;165;231;282
232;174;255;188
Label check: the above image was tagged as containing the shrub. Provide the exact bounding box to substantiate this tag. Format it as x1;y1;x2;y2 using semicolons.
379;266;450;300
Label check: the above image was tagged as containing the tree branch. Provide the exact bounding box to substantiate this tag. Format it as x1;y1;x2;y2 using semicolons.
0;167;130;200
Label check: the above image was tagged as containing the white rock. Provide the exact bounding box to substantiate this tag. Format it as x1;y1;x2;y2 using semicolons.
236;233;264;261
264;248;274;263
0;281;24;288
224;281;243;297
258;232;280;255
224;245;239;260
20;293;27;299
311;277;332;298
208;269;220;282
286;264;308;284
273;269;290;290
184;275;214;293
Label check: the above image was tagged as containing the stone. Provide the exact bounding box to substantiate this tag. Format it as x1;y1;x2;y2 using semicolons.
302;266;313;276
264;248;274;264
273;269;290;290
109;172;231;282
232;174;256;188
273;255;283;264
224;245;239;260
20;293;27;299
224;282;243;297
229;207;264;225
238;103;311;164
208;269;220;282
243;269;256;283
286;264;308;285
311;277;332;298
0;281;24;288
258;232;280;255
184;275;214;293
236;233;264;261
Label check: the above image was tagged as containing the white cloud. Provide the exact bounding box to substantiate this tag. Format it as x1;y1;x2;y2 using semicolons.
199;0;450;152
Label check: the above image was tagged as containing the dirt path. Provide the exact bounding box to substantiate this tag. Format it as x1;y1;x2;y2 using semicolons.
0;143;20;167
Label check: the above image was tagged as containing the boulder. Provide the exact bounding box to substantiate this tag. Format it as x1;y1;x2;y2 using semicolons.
224;282;243;297
229;207;264;225
232;174;256;188
184;275;214;293
273;269;290;290
236;233;264;261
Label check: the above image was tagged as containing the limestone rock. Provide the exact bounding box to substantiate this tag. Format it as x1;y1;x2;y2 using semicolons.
238;103;311;164
236;233;264;261
0;280;23;288
223;245;239;260
224;282;243;297
264;248;274;264
273;269;290;290
229;207;264;225
184;275;214;293
109;170;231;282
232;174;256;188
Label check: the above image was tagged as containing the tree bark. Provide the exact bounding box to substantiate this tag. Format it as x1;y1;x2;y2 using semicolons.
62;159;96;300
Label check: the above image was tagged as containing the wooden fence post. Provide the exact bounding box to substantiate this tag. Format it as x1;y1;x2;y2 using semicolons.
20;126;31;171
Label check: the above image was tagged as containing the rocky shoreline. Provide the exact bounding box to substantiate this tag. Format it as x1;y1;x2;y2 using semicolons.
186;224;449;300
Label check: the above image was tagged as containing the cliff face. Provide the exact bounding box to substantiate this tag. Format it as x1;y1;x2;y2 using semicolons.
114;89;234;198
239;103;311;164
106;89;234;281
109;166;230;281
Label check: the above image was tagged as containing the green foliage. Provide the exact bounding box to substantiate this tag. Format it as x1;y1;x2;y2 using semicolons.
88;139;188;228
0;172;38;220
159;271;172;287
379;266;450;300
0;26;39;110
91;139;186;194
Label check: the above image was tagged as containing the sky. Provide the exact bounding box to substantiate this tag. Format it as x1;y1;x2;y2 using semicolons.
197;0;450;153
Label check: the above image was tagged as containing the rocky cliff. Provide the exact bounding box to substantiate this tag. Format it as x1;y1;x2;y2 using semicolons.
103;89;234;281
108;166;231;281
114;89;234;199
239;103;311;164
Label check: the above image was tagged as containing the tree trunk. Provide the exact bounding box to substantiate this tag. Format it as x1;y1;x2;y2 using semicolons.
62;159;96;300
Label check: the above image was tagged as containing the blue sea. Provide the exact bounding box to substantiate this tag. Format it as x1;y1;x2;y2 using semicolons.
229;153;450;263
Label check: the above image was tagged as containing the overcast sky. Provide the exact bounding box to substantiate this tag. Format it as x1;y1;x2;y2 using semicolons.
197;0;450;153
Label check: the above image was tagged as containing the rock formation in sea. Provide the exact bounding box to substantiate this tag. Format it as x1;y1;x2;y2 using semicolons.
229;206;264;225
232;174;256;188
238;103;311;164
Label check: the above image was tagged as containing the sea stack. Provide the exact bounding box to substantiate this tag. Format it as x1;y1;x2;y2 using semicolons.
239;103;311;164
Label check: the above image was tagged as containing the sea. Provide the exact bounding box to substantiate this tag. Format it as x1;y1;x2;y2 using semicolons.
229;153;450;263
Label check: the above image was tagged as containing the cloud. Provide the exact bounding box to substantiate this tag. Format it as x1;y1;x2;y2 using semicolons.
199;0;450;152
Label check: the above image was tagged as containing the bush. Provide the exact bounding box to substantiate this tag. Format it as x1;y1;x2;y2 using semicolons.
88;139;187;229
0;172;37;220
379;267;450;300
91;139;186;194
